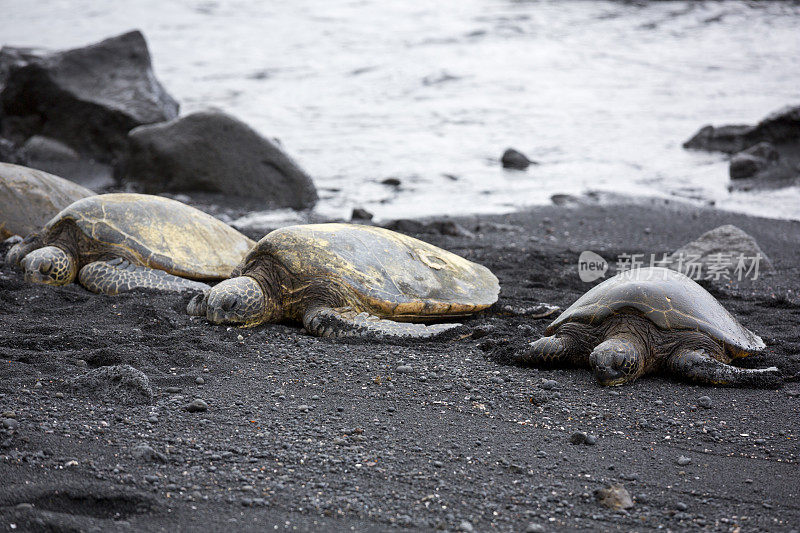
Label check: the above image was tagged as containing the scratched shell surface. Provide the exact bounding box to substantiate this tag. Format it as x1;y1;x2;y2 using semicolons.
42;193;255;279
0;163;94;239
250;223;500;317
548;267;764;353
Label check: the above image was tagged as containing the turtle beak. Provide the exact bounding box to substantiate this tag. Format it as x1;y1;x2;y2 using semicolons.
593;365;626;386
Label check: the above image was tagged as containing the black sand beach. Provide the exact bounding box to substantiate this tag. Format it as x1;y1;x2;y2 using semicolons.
1;196;798;532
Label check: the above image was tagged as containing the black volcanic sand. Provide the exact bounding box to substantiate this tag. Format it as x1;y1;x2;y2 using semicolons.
1;197;799;532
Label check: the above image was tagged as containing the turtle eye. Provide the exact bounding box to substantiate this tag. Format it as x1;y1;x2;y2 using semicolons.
220;293;238;312
38;260;53;275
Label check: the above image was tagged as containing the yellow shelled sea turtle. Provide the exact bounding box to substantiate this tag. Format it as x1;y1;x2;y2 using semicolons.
0;162;94;239
188;223;500;339
515;267;779;387
7;193;255;294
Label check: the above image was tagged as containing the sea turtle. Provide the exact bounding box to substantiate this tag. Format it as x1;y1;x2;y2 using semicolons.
0;162;94;240
7;193;255;294
514;267;780;387
187;223;500;339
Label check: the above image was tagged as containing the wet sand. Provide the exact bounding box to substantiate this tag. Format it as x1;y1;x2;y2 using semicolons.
1;196;799;532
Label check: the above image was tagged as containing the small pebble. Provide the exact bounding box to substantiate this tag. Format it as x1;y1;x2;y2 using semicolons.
676;502;688;511
585;434;598;445
298;405;310;413
54;392;64;399
525;523;546;533
540;379;558;390
458;520;475;533
677;455;691;466
195;377;205;385
697;396;712;409
2;418;19;430
184;399;209;412
237;334;244;342
1;411;15;419
166;387;182;394
569;432;587;445
396;365;413;374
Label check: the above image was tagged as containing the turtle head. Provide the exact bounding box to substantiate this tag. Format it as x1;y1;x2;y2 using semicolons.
21;246;77;286
192;276;276;327
589;337;645;386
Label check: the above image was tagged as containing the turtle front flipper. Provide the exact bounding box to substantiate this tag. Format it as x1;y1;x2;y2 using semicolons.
667;348;781;388
79;258;209;295
515;335;583;366
303;306;465;341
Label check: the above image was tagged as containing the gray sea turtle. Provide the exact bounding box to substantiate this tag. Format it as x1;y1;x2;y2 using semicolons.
7;193;255;294
0;162;94;239
514;267;779;387
187;223;500;339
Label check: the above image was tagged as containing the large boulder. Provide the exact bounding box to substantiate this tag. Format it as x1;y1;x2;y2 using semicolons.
667;224;774;283
117;110;318;209
0;31;178;163
729;142;779;180
16;135;114;190
0;162;95;239
684;105;800;154
685;105;800;190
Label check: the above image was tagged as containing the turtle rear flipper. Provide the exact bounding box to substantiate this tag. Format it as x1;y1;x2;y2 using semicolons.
303;306;465;340
667;348;782;388
79;258;209;295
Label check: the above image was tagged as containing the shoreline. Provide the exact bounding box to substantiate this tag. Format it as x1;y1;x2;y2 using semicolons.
1;196;798;532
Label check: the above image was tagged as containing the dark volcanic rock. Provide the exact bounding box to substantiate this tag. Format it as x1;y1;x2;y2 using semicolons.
729;152;768;180
683;124;754;154
684;105;800;154
595;484;634;510
67;364;154;405
351;207;374;221
117;110;318;209
383;218;474;238
16;135;114;189
184;398;209;412
501;148;534;170
728;141;799;191
17;135;79;163
729;142;782;180
0;137;25;165
744;141;781;163
131;444;167;463
0;31;178;162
